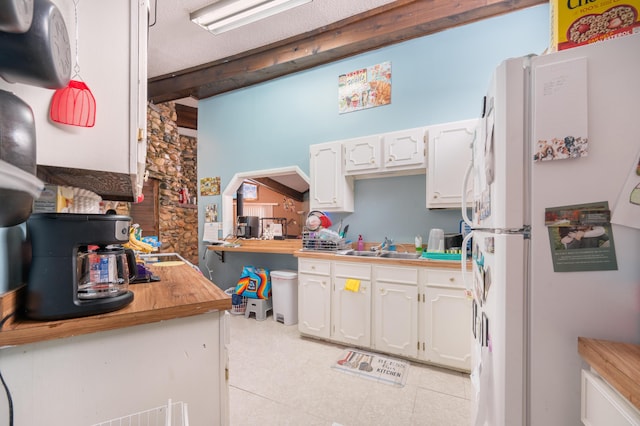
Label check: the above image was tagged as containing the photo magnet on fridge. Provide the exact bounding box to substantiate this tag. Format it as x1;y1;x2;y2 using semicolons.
545;201;618;272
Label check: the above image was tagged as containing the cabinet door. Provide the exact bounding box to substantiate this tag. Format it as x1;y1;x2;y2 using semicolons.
0;1;148;201
332;262;371;347
132;0;148;199
581;369;640;426
343;135;382;175
381;127;426;171
298;272;331;339
420;269;471;370
421;285;471;371
426;119;478;209
309;142;354;212
373;266;418;358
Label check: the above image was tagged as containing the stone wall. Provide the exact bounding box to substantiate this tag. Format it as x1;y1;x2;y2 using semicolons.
146;102;199;264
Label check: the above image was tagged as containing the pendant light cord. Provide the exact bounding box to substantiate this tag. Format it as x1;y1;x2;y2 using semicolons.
72;0;81;79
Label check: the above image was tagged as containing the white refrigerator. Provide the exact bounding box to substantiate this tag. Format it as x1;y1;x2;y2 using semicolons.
463;33;640;426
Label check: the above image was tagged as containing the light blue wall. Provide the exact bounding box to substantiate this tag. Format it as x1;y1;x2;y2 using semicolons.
197;5;550;287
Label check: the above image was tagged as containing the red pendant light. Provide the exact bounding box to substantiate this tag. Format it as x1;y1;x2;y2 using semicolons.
49;0;96;128
50;80;95;127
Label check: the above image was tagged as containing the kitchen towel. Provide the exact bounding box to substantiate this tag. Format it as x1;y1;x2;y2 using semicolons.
344;278;360;292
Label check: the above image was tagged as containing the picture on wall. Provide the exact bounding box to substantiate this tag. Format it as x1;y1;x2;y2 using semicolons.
243;182;258;200
338;61;391;114
200;177;220;196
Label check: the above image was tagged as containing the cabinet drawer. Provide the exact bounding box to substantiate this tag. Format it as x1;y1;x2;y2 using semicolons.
581;369;640;425
425;269;464;289
298;259;331;276
375;265;418;284
334;262;371;279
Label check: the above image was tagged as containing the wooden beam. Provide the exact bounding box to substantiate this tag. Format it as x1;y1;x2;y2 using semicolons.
37;165;135;202
148;0;545;103
252;177;306;202
175;104;198;130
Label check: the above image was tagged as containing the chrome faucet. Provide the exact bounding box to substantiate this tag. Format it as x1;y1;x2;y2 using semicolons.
371;237;393;254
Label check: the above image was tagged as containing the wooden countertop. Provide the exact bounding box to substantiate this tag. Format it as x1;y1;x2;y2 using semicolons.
207;239;467;270
295;250;468;269
208;239;302;254
578;337;640;411
0;263;231;348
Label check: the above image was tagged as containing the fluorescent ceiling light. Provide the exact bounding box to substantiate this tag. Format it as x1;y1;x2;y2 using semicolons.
190;0;312;35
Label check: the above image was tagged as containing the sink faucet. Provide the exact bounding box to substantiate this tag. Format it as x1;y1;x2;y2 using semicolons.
371;237;393;253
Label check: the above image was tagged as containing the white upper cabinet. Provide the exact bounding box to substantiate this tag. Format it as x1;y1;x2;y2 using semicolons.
343;127;427;177
309;141;354;212
343;135;382;174
426;118;478;209
382;127;427;172
0;0;148;201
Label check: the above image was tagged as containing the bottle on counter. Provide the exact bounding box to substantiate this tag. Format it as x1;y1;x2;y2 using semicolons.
357;235;364;251
415;235;423;255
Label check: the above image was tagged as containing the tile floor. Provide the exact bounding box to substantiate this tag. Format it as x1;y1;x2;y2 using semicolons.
228;312;472;426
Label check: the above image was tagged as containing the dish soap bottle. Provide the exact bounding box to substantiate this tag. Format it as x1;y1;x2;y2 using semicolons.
415;235;423;255
357;235;364;251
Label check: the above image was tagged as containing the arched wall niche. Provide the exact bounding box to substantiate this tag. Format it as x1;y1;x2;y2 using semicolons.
221;166;310;238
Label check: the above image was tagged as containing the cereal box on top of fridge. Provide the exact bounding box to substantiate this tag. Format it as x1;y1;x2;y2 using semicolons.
550;0;640;51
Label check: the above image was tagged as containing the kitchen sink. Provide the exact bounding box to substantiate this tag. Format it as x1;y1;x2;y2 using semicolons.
379;252;421;259
338;250;379;257
337;250;421;259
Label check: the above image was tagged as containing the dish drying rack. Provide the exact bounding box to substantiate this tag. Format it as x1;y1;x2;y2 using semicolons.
92;399;189;426
302;227;351;252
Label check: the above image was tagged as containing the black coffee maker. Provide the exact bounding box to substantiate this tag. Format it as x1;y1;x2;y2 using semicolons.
237;215;259;238
25;213;135;320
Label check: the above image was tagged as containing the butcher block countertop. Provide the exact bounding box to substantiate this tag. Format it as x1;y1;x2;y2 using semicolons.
578;337;640;411
207;239;466;269
295;250;468;269
208;238;302;254
0;263;231;348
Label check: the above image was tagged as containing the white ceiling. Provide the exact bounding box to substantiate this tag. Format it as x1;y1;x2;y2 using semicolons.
148;0;397;79
151;1;397;192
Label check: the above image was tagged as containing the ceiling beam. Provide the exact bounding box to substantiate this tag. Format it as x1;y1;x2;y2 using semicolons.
148;0;545;103
175;104;198;130
252;177;306;202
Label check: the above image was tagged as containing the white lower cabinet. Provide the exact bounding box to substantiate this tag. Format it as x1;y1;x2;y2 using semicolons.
297;258;470;371
372;265;419;359
419;269;471;371
332;262;372;347
581;368;640;426
298;259;332;339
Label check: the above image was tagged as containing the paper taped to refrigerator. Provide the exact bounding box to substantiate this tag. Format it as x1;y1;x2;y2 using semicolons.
533;57;588;162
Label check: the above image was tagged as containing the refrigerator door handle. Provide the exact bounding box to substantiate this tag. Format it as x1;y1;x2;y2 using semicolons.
461;230;474;292
461;159;473;228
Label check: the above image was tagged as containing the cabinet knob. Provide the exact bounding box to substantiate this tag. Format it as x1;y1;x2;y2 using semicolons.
449;277;455;282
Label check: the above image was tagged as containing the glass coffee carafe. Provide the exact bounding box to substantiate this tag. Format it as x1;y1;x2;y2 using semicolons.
77;246;135;299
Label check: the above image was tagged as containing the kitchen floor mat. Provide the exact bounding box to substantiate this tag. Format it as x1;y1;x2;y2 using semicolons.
331;348;409;387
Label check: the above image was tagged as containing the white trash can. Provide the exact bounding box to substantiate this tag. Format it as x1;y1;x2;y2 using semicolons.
270;270;298;325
